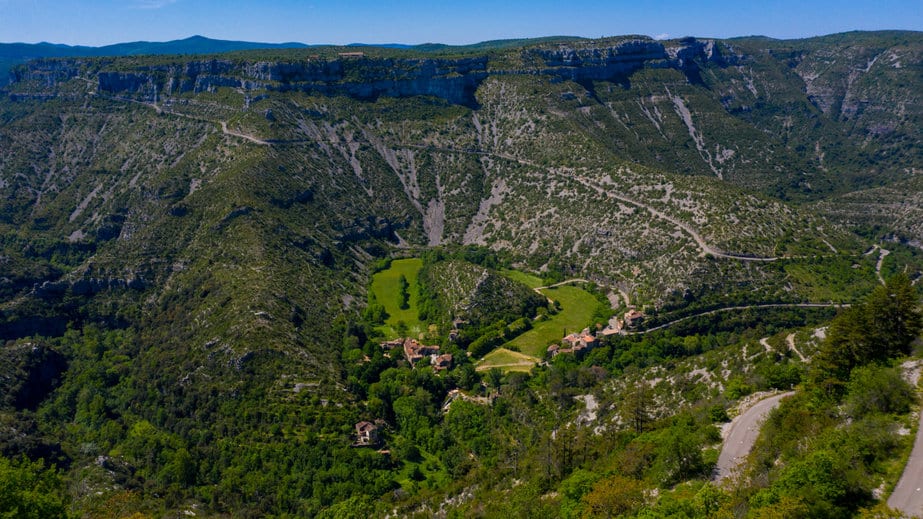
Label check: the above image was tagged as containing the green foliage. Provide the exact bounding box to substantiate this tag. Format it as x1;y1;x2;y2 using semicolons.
467;323;507;358
0;456;68;519
725;376;754;400
316;495;377;519
418;257;547;333
845;365;915;418
504;285;602;358
370;258;427;338
580;474;646;518
810;274;922;398
743;341;917;519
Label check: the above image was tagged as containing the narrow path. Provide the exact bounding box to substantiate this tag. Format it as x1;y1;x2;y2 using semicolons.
630;303;850;334
759;337;773;353
876;248;890;285
474;361;537;372
715;391;795;482
888;403;923;516
572;174;782;262
219;121;271;146
618;288;631;308
786;333;808;362
97;92;272;146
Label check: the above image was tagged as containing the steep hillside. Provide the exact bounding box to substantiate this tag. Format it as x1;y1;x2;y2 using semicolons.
813;173;923;247
418;258;547;328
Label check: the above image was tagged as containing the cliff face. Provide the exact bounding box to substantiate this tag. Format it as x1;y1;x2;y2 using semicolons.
525;38;729;85
10;39;722;106
91;56;490;106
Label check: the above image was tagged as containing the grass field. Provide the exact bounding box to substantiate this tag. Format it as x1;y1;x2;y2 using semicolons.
501;269;544;289
371;258;427;339
504;285;603;359
476;348;540;372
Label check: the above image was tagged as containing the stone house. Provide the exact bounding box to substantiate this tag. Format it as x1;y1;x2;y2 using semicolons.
353;421;380;447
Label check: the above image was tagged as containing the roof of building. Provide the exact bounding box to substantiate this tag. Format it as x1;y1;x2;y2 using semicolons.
356;421;377;432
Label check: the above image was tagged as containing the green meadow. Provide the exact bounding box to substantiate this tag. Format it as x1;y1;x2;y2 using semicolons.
371;258;428;339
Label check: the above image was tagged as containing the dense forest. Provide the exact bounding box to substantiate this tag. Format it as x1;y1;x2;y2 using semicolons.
2;266;920;517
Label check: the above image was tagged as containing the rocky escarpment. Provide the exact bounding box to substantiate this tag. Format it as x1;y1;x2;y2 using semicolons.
97;56;491;106
10;38;728;106
526;37;729;84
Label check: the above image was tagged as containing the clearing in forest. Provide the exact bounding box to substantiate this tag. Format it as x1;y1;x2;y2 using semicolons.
371;258;427;339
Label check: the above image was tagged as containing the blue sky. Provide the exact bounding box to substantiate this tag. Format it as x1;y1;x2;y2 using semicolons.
0;0;920;46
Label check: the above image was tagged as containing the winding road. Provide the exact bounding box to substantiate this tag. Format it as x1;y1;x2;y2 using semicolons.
87;99;858;269
786;333;808;362
219;121;271;146
888;398;923;516
715;391;795;482
97;93;863;269
628;303;850;335
570;174;782;262
95;91;273;146
876;248;890;285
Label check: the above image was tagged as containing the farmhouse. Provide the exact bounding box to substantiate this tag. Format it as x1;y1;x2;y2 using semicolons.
624;309;645;328
432;353;453;371
403;338;440;367
549;328;599;358
353;421;381;447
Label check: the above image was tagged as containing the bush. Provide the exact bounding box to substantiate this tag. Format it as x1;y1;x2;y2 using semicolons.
845;365;915;418
725;376;754;400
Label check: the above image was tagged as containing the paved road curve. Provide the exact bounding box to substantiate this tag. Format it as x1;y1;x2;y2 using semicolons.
715;391;795;482
888;407;923;516
632;303;850;335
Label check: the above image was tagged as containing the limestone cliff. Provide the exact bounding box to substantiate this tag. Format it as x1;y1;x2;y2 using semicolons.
9;38;726;106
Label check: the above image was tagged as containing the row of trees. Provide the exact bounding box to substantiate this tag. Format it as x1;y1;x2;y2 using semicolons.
810;274;922;398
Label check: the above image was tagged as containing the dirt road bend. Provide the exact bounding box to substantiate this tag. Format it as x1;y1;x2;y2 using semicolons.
715;391;795;482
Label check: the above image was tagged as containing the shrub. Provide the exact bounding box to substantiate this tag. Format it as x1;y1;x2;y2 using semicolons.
845;365;914;418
